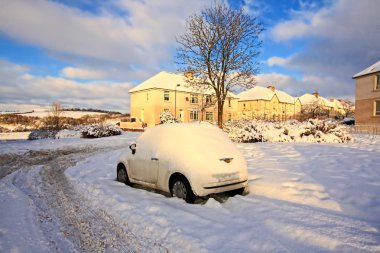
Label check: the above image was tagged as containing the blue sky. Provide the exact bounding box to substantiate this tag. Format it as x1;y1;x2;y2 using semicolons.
0;0;379;112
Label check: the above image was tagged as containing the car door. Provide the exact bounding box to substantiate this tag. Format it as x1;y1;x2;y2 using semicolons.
128;145;159;185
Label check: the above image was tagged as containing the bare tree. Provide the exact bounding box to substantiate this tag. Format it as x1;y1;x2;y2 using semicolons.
339;99;355;118
301;100;328;119
176;1;264;128
50;101;63;130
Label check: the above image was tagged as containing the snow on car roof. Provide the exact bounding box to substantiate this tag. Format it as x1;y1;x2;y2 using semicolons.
136;123;243;168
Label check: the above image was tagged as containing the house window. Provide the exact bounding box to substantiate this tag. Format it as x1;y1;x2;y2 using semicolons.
243;104;246;109
228;113;232;121
376;75;380;90
375;100;380;116
190;111;199;121
228;98;231;107
206;95;212;104
164;90;170;101
190;94;198;104
164;109;169;112
206;112;213;121
146;92;149;102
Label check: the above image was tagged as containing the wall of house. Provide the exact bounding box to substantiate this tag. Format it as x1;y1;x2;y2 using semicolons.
355;73;380;126
130;89;238;127
237;95;297;121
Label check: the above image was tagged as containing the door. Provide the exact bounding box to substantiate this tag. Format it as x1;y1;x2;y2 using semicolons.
179;109;184;122
128;145;159;184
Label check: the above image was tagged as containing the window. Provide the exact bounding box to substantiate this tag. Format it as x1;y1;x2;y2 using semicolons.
376;75;380;90
206;95;212;104
228;98;231;107
190;94;198;104
375;100;380;116
243;104;246;109
164;109;169;112
227;113;232;121
190;111;199;121
164;90;170;101
206;112;213;121
146;92;149;102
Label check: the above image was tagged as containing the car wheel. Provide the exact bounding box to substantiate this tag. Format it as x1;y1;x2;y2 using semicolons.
117;164;131;185
227;187;244;196
170;176;196;204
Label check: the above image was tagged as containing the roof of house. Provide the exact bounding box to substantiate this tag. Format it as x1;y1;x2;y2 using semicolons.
298;93;334;107
237;86;295;104
353;61;380;78
129;71;238;98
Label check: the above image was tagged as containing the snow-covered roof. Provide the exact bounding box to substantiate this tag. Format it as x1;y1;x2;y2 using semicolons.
298;93;333;107
237;86;295;104
129;71;238;98
353;61;380;78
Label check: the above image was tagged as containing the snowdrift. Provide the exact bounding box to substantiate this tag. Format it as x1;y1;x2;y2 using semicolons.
224;119;352;143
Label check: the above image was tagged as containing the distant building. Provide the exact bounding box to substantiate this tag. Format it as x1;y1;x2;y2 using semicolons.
121;71;238;129
298;92;345;119
122;71;347;130
353;61;380;133
237;86;301;121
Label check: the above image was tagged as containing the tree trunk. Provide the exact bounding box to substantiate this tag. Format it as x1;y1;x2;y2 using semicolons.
217;100;224;128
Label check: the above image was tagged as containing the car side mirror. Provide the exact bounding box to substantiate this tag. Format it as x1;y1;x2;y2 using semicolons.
129;143;136;155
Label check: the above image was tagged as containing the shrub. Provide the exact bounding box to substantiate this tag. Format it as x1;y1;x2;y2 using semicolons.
28;130;58;140
159;111;180;124
81;124;122;138
223;119;352;143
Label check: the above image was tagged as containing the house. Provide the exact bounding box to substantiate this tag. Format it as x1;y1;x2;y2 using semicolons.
121;71;239;129
298;91;335;119
353;61;380;133
237;86;301;121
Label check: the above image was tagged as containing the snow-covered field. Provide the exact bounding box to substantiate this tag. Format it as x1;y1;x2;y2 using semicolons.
1;132;380;252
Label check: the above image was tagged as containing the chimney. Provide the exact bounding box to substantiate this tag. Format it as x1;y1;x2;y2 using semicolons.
184;72;194;80
312;91;319;98
267;86;275;92
330;98;334;102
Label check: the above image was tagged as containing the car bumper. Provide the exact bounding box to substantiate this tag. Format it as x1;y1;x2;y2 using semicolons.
195;179;248;196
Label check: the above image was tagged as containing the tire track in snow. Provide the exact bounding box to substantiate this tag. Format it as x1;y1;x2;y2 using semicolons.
5;147;167;252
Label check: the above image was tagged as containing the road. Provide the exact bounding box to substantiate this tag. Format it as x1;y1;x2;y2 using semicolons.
0;146;166;253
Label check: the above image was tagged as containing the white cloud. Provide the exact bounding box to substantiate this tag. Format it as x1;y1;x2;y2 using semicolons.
266;57;288;67
0;0;207;80
0;59;132;111
61;67;109;80
266;0;380;98
256;72;354;100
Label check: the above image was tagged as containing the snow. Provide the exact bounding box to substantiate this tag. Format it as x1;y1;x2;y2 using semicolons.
237;86;295;104
129;71;238;98
353;60;380;78
17;110;107;118
299;93;334;107
224;119;352;143
1;131;380;252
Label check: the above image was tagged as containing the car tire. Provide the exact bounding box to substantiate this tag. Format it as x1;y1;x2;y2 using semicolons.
226;187;247;197
170;176;196;204
117;164;131;186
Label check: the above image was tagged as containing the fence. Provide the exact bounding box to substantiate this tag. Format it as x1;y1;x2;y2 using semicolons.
352;125;380;135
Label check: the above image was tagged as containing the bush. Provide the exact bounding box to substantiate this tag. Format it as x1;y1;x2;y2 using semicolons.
223;119;352;143
28;130;58;140
81;124;122;138
159;111;180;124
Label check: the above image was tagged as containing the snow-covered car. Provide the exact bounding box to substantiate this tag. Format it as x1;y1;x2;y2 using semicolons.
116;123;248;203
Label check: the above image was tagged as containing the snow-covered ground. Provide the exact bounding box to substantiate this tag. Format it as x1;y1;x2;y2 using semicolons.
17;110;107;118
1;132;380;252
